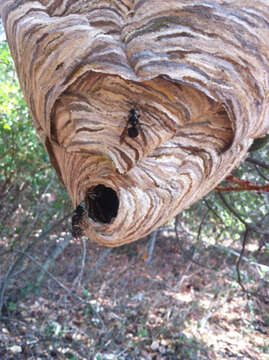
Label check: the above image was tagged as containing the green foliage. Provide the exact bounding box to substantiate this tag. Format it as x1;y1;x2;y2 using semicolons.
0;41;48;187
20;282;41;298
84;304;94;318
65;353;78;360
83;289;89;298
44;322;62;337
137;324;148;338
0;37;70;241
7;301;17;312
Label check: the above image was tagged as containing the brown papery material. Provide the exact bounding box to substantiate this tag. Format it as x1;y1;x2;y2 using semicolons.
1;0;269;246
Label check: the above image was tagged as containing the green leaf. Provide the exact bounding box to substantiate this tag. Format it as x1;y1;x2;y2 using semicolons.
7;301;17;311
83;289;89;297
3;123;10;130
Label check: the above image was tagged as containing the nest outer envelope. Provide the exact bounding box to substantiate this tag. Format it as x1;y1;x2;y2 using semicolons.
1;0;269;246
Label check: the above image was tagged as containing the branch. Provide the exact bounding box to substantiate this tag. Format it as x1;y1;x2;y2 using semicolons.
215;184;269;192
254;165;269;182
0;213;71;317
235;229;269;302
236;228;249;292
246;157;269;170
217;192;269;235
0;254;17;316
174;215;214;270
215;175;269;192
85;248;112;281
202;240;269;275
36;235;71;288
72;237;87;288
13;250;105;327
146;230;158;264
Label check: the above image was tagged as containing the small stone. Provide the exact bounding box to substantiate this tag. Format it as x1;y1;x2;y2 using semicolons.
160;339;168;346
104;354;116;360
151;340;159;351
9;345;22;353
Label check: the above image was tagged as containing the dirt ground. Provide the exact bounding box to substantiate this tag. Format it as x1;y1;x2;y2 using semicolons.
0;228;268;360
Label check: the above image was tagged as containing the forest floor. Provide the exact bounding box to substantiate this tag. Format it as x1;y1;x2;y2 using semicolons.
0;228;268;360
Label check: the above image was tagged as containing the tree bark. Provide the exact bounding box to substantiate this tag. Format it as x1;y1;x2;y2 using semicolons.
1;0;269;246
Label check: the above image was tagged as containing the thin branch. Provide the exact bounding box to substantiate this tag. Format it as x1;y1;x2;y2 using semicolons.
14;250;76;297
18;173;56;243
203;198;223;223
0;254;17;316
200;286;230;329
235;231;269;303
203;198;232;245
72;236;87;288
254;165;269;182
236;228;249;292
218;192;269;235
195;209;209;245
215;184;269;192
174;215;213;270
201;239;269;275
146;230;158;264
13;250;105;327
246;157;269;170
254;233;269;256
0;212;71;293
85;248;112;281
217;175;269;191
36;235;72;287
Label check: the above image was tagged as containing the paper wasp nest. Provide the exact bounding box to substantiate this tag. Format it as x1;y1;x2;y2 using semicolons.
2;0;269;246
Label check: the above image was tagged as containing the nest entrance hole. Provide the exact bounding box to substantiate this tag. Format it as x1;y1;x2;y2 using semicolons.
86;185;119;224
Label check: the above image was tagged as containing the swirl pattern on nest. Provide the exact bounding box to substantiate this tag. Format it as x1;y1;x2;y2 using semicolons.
2;0;269;245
